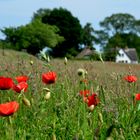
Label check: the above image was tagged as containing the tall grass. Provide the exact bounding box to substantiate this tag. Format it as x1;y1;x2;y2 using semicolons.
0;50;139;140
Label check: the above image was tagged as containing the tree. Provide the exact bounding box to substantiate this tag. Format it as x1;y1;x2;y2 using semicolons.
32;7;83;57
32;8;51;21
95;13;140;60
1;20;64;55
81;22;95;50
93;30;109;51
100;13;136;35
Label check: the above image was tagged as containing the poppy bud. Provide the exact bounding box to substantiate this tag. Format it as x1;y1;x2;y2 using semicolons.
30;60;34;65
98;112;103;123
64;57;68;65
44;92;51;100
88;105;95;112
22;97;31;107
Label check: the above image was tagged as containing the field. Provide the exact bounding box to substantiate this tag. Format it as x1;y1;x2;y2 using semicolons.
0;49;140;140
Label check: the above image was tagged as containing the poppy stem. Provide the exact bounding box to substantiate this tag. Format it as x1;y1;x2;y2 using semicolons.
8;116;12;125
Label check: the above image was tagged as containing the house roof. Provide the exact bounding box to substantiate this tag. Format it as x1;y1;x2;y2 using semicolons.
123;48;138;61
76;47;95;58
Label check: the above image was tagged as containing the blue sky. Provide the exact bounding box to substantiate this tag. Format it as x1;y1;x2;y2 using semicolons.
0;0;140;50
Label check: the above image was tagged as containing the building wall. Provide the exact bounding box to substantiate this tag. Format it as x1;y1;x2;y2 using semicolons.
116;49;131;63
131;60;138;64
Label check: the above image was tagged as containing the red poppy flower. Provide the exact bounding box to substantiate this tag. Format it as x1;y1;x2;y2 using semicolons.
135;93;140;101
42;72;57;84
15;75;29;83
124;75;137;83
12;82;28;93
79;90;90;97
0;76;5;79
83;97;88;103
87;94;100;107
0;101;19;116
0;77;14;90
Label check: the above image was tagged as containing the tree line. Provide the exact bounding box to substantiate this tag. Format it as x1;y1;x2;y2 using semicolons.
1;7;140;60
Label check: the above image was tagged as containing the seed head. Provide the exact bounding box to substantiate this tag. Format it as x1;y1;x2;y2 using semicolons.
77;68;86;77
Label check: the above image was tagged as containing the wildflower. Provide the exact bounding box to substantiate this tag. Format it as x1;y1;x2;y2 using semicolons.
15;75;29;83
135;93;140;101
124;75;137;83
0;101;19;116
87;93;100;107
0;77;13;90
79;90;90;97
42;71;57;84
13;82;28;93
77;68;87;77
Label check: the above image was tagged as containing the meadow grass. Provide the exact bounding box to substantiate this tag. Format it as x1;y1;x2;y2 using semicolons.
0;49;139;140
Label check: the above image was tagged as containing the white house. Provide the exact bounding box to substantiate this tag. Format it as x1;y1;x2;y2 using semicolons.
116;48;138;64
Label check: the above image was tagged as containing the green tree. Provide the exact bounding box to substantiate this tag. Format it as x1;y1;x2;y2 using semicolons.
1;20;64;55
1;27;20;50
95;13;140;60
81;22;95;50
32;8;51;21
94;30;109;51
100;13;136;35
33;7;83;57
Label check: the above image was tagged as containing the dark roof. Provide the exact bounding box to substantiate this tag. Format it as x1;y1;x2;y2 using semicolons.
123;48;138;61
76;47;95;58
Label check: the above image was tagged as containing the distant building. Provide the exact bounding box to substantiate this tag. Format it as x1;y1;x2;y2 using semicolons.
76;47;96;59
116;48;138;64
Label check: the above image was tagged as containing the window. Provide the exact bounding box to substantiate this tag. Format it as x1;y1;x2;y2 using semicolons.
119;53;124;57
